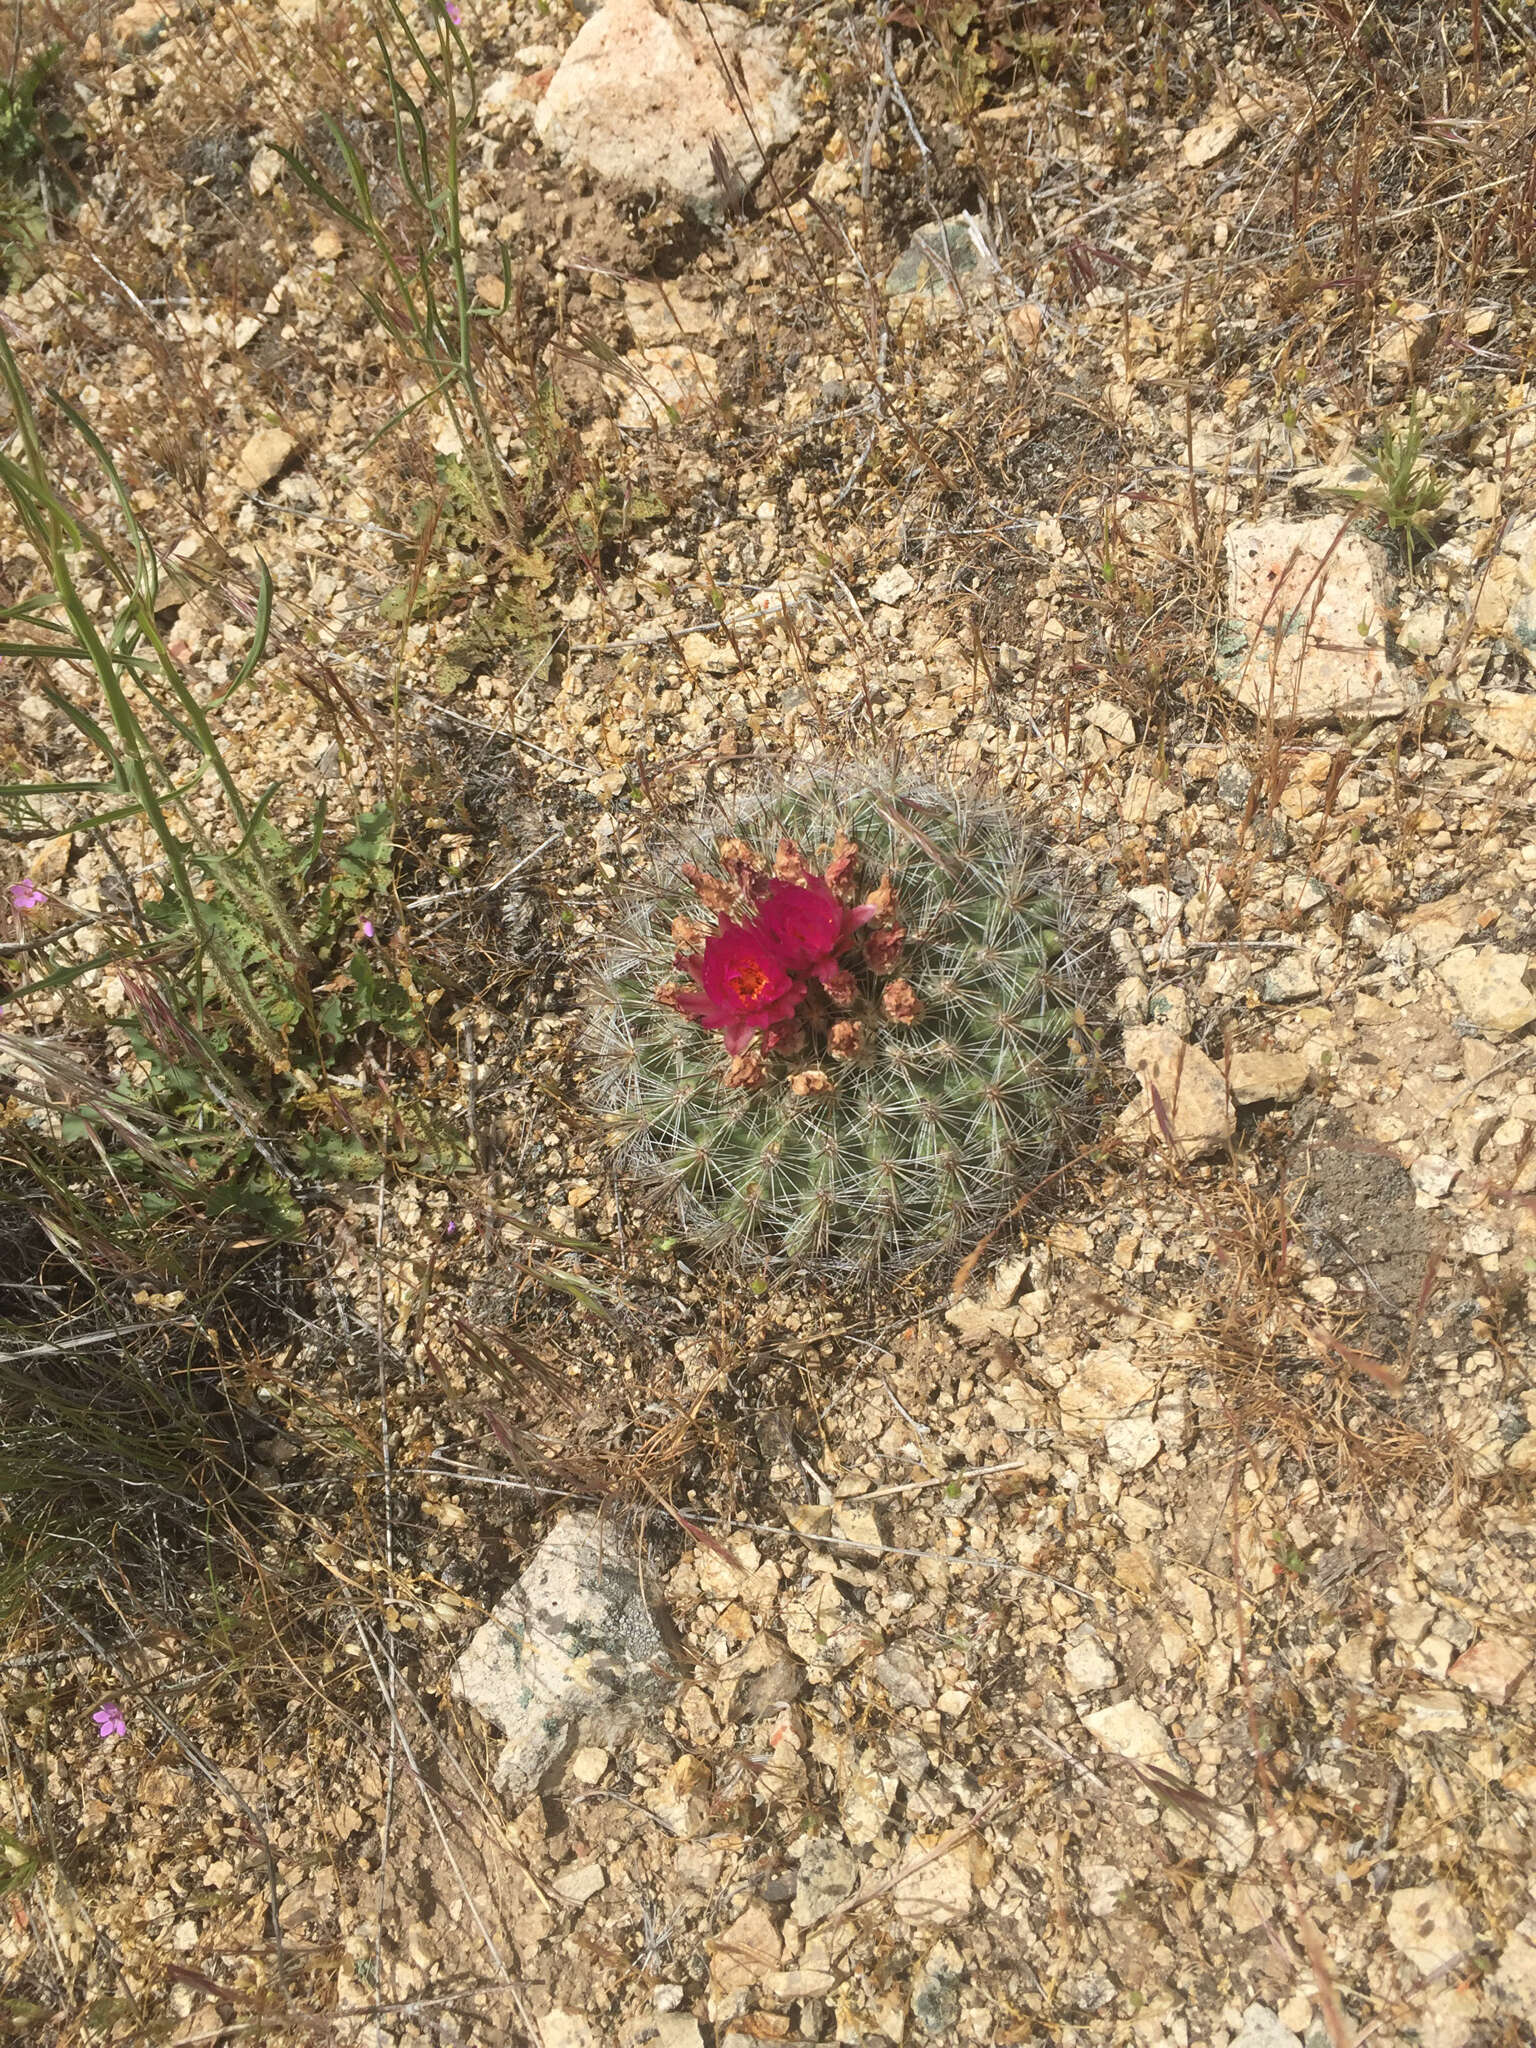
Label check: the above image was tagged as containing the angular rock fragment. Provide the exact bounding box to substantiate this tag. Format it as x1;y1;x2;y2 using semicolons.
1473;689;1536;758
534;0;798;214
232;426;295;492
1219;517;1415;726
452;1511;677;1801
1387;1883;1475;1978
1438;946;1536;1036
1122;1025;1236;1158
1227;1050;1309;1105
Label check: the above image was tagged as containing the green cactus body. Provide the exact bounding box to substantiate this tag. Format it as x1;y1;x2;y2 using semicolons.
592;767;1098;1279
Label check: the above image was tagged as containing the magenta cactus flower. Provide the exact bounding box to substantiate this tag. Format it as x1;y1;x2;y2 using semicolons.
757;878;874;979
673;922;805;1054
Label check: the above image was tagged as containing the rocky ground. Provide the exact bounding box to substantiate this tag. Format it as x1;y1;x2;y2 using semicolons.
2;2;1535;2045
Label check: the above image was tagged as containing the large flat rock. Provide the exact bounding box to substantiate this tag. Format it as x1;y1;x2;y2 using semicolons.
1218;515;1415;727
534;0;799;214
453;1510;678;1802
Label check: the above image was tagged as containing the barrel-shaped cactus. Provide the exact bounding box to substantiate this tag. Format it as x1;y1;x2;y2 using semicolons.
592;765;1099;1280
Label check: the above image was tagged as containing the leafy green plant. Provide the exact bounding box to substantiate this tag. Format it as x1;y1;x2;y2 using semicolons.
1342;408;1446;575
0;42;81;286
592;766;1103;1279
0;332;442;1232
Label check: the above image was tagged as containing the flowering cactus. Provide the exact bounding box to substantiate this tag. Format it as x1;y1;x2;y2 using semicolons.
592;765;1099;1279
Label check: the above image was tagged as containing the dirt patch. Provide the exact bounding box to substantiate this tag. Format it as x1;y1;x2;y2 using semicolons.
1291;1113;1440;1323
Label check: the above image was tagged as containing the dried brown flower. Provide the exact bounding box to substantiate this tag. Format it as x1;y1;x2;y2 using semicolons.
881;978;922;1024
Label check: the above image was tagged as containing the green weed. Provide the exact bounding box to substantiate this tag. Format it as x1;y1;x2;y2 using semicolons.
0;42;81;286
1341;408;1447;576
0;331;442;1227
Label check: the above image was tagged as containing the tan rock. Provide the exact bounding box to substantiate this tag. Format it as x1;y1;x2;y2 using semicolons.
112;0;173;46
551;1861;606;1905
539;2012;597;2048
1084;698;1136;746
1472;689;1536;759
891;1835;975;1927
1386;1883;1475;1979
535;0;799;213
610;344;718;430
708;1899;782;1995
1492;1916;1536;2022
945;1300;1029;1346
1438;947;1536;1036
1406;891;1477;966
1083;1699;1179;1771
1227;1050;1309;1105
232;426;296;492
1220;517;1413;726
645;1755;712;1838
623;279;721;347
1058;1344;1158;1438
1181;110;1244;168
1123;1025;1237;1158
1448;1637;1531;1706
1372;300;1437;377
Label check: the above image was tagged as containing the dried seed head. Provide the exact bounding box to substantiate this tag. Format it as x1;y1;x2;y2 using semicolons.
866;871;898;918
822;830;861;901
717;837;762;871
681;862;739;917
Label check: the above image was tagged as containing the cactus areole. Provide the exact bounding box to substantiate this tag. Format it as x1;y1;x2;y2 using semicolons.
594;768;1097;1279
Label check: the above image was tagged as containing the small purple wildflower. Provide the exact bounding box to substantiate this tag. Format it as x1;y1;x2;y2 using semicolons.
443;0;461;21
93;1702;127;1741
361;919;375;939
7;879;46;913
